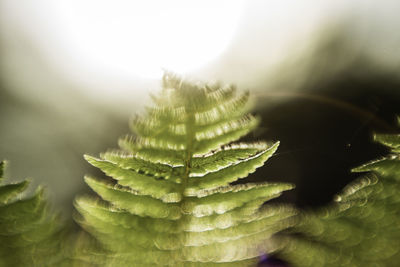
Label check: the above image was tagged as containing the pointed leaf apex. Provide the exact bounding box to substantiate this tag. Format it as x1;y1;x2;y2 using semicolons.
84;154;101;167
83;154;94;161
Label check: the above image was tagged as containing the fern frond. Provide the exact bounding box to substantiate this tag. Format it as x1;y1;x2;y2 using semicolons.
76;73;295;266
84;156;181;202
0;161;67;266
279;129;400;266
118;136;185;165
186;142;280;195
373;133;400;153
100;151;183;181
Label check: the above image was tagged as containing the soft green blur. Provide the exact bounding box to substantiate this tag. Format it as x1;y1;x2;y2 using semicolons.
278;127;400;266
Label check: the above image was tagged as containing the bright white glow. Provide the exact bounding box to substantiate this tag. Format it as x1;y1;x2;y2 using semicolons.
48;0;244;79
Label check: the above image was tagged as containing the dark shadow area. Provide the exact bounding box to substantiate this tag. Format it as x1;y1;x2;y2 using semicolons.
247;30;400;208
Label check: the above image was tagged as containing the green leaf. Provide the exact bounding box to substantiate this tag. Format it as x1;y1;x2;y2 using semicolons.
85;155;181;202
119;136;185;166
374;133;400;153
193;115;260;154
0;161;5;180
186;142;280;195
279;131;400;267
76;73;294;266
85;176;181;219
182;182;294;216
101;151;184;181
191;142;269;175
0;161;67;266
0;180;29;205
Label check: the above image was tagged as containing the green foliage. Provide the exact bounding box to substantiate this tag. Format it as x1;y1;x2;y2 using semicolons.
5;73;400;266
0;161;66;266
75;73;296;266
279;126;400;266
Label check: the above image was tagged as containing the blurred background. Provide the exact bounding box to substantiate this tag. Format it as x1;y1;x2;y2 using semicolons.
1;0;400;215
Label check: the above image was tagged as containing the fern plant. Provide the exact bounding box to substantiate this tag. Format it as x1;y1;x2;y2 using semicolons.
0;160;65;266
278;124;400;266
74;73;296;266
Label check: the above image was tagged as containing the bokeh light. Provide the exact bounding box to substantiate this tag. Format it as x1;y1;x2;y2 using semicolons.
31;0;244;80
